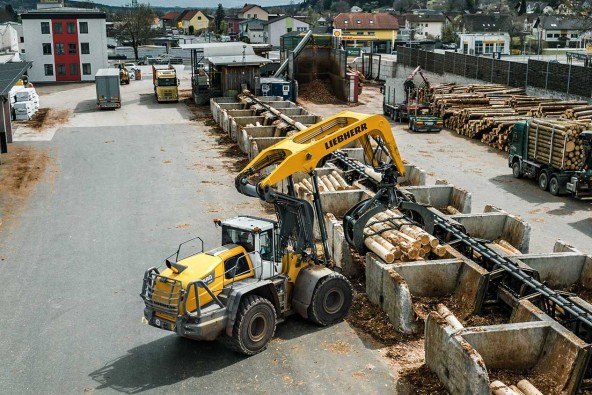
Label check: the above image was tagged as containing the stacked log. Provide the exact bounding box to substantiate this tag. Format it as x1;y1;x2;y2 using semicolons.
528;101;589;117
505;96;558;115
294;171;355;196
445;107;518;138
565;105;592;121
362;210;446;263
527;118;589;170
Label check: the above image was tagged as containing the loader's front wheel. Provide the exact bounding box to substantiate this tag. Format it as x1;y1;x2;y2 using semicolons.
308;273;353;326
225;295;276;356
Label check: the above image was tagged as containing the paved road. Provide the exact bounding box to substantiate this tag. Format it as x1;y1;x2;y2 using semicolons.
303;89;592;254
0;91;394;393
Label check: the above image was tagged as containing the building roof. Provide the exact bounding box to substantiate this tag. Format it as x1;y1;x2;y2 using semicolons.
161;11;180;21
262;15;310;26
405;13;446;22
0;62;32;97
239;19;264;28
179;10;198;21
208;54;271;66
333;12;399;30
462;13;513;32
239;4;266;14
535;15;585;30
20;6;105;19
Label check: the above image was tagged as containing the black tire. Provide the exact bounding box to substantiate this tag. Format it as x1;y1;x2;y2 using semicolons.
549;176;560;196
308;273;353;326
512;161;522;178
408;121;413;131
223;295;276;356
538;171;549;191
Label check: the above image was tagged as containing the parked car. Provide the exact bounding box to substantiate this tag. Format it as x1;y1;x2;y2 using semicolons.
442;43;457;50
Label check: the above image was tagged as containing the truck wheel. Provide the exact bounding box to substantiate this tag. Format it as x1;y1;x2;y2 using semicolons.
408;121;413;131
224;295;276;356
512;161;522;178
549;176;560;196
538;171;549;191
308;273;353;326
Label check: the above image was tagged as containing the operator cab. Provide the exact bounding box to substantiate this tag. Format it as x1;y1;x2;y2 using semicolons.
220;216;279;280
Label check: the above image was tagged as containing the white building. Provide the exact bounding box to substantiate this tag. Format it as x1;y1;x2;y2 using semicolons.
459;32;511;55
404;13;446;40
533;16;585;48
263;16;309;48
0;23;22;63
21;6;108;82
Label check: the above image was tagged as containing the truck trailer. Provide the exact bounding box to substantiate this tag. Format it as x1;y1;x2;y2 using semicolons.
152;65;179;103
95;68;121;110
509;120;592;198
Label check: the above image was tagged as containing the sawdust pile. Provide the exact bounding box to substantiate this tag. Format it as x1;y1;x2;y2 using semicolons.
346;276;417;346
489;369;557;395
298;79;344;105
15;108;70;130
462;304;510;327
0;145;51;227
399;365;449;394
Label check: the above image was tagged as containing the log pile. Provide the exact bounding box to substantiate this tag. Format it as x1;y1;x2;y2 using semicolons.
527;118;590;170
565;105;592;121
294;171;355;197
362;210;447;263
504;96;558;114
528;101;589;117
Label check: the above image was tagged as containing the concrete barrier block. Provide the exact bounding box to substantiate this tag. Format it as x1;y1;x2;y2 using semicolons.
512;253;588;288
333;223;360;277
461;322;550;370
383;269;419;333
425;312;490;394
553;239;581;253
403;185;471;213
365;253;395;306
393;259;463;297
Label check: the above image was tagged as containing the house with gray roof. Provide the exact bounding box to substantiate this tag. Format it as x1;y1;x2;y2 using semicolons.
533;16;586;48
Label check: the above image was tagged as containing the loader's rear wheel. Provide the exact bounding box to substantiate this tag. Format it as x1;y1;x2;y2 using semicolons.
308;273;353;326
225;295;276;356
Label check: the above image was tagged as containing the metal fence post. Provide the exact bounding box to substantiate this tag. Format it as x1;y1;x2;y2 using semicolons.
567;63;571;96
464;54;467;78
507;61;511;86
490;59;493;82
453;54;455;74
545;61;550;90
476;57;479;79
525;60;529;89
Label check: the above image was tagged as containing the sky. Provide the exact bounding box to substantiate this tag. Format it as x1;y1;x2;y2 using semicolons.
92;0;300;8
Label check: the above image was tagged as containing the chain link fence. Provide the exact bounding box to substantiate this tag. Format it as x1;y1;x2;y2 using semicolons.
398;47;592;98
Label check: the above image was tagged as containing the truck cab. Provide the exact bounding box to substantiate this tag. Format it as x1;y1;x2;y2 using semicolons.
152;65;179;102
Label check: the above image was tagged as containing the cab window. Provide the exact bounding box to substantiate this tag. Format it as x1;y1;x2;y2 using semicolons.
260;230;273;261
222;227;254;252
224;254;250;279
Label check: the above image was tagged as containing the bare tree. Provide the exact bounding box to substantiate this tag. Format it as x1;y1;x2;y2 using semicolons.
117;4;155;61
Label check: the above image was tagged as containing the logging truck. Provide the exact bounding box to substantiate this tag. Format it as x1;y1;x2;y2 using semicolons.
509;120;592;198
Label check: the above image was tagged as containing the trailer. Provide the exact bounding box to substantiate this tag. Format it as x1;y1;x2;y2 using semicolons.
509;120;592;198
95;68;121;110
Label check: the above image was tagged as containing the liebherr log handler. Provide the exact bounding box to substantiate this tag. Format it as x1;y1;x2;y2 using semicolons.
140;111;410;355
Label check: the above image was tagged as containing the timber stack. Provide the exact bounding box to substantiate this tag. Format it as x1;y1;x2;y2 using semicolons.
527;118;590;171
362;210;447;263
564;105;592;121
294;171;356;197
528;101;589;117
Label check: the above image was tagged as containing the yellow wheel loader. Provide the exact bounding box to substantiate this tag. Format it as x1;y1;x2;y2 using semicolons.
141;111;408;355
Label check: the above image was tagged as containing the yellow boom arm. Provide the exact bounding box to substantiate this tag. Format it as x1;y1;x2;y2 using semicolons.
235;111;405;200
